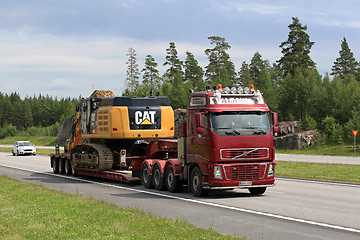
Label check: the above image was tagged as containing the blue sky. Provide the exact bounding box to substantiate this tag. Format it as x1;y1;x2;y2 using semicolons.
1;0;360;98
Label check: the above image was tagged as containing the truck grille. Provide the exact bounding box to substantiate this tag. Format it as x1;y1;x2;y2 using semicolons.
230;164;266;181
221;148;269;160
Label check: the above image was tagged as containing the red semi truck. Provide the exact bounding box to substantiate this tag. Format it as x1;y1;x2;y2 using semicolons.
50;85;278;197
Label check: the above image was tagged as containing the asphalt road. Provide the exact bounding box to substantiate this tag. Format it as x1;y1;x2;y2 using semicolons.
0;152;359;240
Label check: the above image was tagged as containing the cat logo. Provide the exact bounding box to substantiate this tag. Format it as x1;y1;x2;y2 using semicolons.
135;111;156;125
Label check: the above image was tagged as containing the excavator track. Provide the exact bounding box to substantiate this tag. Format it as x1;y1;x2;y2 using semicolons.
71;143;113;171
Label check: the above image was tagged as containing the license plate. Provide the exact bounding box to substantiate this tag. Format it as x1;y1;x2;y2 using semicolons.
239;181;252;186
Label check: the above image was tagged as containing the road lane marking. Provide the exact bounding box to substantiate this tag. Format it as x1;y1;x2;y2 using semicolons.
1;163;360;234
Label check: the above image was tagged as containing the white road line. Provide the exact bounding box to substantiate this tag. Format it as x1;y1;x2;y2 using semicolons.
1;163;360;234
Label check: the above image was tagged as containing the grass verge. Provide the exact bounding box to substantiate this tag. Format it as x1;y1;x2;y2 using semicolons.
0;147;54;156
0;175;242;240
276;161;360;183
276;144;359;156
0;136;57;146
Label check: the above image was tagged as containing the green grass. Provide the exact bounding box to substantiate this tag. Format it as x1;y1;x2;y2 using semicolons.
0;136;57;146
276;144;359;156
276;161;360;183
0;175;242;240
0;147;54;155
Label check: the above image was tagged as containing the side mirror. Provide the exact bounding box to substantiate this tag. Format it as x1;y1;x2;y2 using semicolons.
273;126;279;133
196;127;204;134
271;112;279;135
195;113;203;128
272;112;278;126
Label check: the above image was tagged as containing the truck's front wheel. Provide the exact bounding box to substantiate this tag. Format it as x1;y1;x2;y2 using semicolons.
190;167;209;197
249;187;266;195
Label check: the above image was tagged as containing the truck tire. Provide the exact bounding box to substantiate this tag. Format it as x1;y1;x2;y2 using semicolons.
64;159;72;175
190;167;209;197
165;165;181;193
153;165;165;191
141;163;153;189
52;158;59;174
71;164;77;176
249;187;266;195
12;150;15;156
59;159;66;174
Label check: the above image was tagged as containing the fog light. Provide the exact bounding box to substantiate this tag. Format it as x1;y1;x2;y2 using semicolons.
268;163;274;177
214;165;222;179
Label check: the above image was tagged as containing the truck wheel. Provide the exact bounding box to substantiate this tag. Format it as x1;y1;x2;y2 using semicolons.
165;165;181;193
52;158;59;174
65;159;72;175
190;167;209;197
71;165;77;176
12;150;15;156
249;187;267;195
59;159;66;174
153;165;165;191
141;163;153;189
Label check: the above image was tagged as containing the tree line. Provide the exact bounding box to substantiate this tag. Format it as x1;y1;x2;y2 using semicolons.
0;92;80;138
124;17;360;144
2;17;360;143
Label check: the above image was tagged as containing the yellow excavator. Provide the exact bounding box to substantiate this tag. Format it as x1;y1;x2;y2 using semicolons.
66;90;174;172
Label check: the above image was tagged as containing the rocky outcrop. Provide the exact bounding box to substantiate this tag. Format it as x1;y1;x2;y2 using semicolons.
278;121;299;136
274;130;316;150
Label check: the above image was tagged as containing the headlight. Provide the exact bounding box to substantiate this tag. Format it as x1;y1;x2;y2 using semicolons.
268;164;274;177
223;87;231;94
214;165;223;179
230;87;237;94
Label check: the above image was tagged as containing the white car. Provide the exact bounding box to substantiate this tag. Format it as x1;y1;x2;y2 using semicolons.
12;141;37;156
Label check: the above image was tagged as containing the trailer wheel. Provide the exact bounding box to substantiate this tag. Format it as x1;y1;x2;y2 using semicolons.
190;167;209;197
141;163;153;189
249;187;266;195
153;165;165;191
52;158;59;174
165;165;181;193
71;164;77;176
59;159;66;174
64;159;72;175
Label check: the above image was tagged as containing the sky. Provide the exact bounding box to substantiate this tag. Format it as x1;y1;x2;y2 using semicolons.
1;0;360;99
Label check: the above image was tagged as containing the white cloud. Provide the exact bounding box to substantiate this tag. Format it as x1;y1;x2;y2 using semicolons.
236;3;286;15
50;78;74;88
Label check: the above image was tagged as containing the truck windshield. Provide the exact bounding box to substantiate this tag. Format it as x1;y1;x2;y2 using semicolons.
210;111;271;136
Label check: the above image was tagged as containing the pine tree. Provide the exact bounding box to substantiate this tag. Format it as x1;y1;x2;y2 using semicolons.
164;42;183;84
331;37;358;80
250;52;266;86
204;36;236;86
237;61;251;87
184;51;204;90
141;55;159;96
277;17;315;76
126;47;140;95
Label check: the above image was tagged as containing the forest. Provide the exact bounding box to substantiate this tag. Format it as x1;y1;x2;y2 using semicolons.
1;17;360;144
